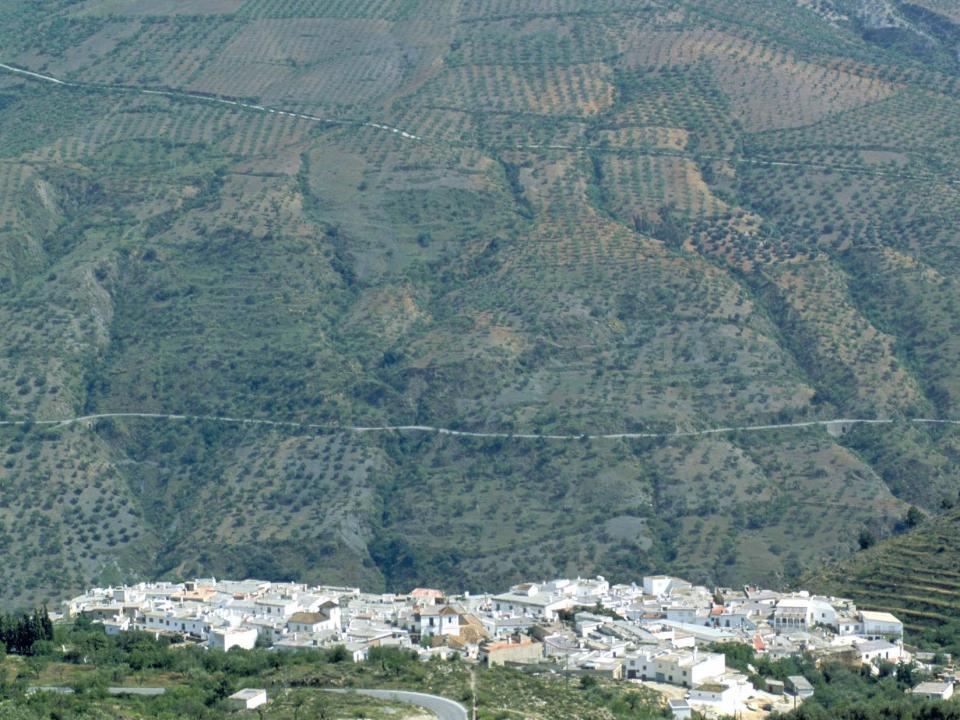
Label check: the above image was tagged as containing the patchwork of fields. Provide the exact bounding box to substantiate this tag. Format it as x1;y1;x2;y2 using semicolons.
0;0;959;609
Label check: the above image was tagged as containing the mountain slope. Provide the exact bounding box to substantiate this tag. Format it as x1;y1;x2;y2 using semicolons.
0;0;958;608
807;508;960;631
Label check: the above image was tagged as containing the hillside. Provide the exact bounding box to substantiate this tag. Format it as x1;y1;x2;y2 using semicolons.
808;508;960;633
0;0;959;609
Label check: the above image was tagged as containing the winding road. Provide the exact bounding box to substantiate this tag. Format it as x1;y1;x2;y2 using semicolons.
2;62;958;186
328;689;467;720
1;411;959;442
0;62;422;140
2;62;959;445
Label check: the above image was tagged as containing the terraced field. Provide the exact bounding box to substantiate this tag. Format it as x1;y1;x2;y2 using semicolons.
0;0;958;609
809;510;960;631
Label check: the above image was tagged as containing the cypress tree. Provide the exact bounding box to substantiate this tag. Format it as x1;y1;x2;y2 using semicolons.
40;606;53;641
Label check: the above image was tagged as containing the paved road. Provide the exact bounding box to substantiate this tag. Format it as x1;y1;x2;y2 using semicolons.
107;687;167;696
2;63;957;186
0;62;421;140
329;689;468;720
1;411;959;442
28;686;166;696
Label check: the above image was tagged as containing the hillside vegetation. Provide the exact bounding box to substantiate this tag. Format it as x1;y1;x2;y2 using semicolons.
0;619;666;720
809;508;960;634
0;0;959;608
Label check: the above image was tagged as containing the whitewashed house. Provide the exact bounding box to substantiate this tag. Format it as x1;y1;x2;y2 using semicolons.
860;611;903;641
287;602;340;634
665;604;703;624
141;610;215;639
624;648;725;687
242;616;287;643
209;627;258;651
856;639;903;664
254;596;300;618
643;576;679;597
773;597;836;632
481;615;535;638
575;612;609;636
415;606;460;637
491;585;576;620
836;614;861;636
102;617;131;635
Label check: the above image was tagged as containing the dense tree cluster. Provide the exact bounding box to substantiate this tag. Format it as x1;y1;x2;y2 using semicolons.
0;608;53;655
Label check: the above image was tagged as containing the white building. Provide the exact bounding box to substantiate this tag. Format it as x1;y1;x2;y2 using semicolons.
59;571;911;689
837;614;861;636
102;617;131;635
689;683;738;706
860;611;904;641
574;612;611;636
287;602;340;634
242;616;287;643
227;688;267;710
209;627;258;651
773;597;836;632
254;596;300;618
624;648;725;687
787;675;815;698
665;604;707;624
855;639;903;664
415;606;460;637
688;674;753;715
555;577;610;603
481;615;535;638
491;585;576;620
643;576;680;597
912;681;954;700
141;610;215;639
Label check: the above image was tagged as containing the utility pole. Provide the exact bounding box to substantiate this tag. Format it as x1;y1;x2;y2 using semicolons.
470;666;477;720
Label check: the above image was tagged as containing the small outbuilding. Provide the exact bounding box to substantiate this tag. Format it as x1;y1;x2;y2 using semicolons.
786;675;814;698
228;688;267;711
667;697;692;718
765;678;785;695
912;681;954;701
689;682;737;705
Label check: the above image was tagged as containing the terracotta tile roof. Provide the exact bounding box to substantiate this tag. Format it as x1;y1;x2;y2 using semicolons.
289;611;329;624
410;588;444;598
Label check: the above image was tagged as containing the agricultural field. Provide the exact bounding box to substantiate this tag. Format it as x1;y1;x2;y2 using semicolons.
0;0;958;611
809;508;960;633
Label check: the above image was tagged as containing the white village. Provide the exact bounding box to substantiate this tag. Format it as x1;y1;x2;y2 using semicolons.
60;574;953;718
